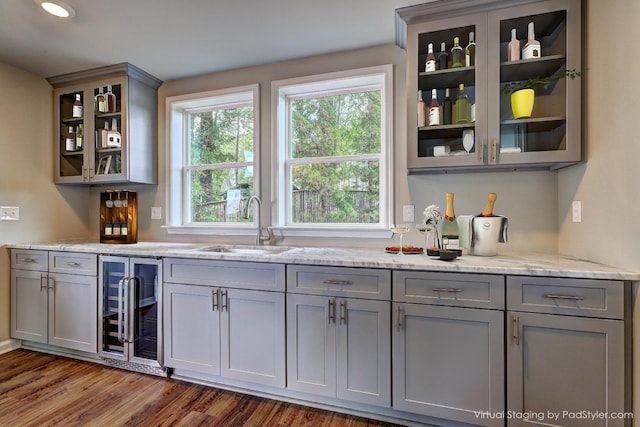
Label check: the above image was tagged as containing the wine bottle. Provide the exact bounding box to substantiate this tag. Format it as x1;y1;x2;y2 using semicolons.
417;90;426;127
508;28;520;61
455;83;469;124
104;218;113;236
428;89;441;126
112;215;121;236
65;126;75;152
95;87;106;114
72;94;83;118
480;193;498;217
75;124;83;151
442;88;452;125
437;42;448;70
451;37;463;68
522;22;541;60
425;43;437;72
105;85;116;113
465;31;476;67
442;192;459;249
121;209;128;236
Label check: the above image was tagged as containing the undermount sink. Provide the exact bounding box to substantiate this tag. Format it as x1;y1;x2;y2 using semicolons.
196;245;293;255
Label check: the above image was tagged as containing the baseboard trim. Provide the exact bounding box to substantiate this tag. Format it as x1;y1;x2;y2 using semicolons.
0;339;21;354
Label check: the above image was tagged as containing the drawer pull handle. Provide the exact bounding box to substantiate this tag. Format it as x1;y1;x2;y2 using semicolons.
339;300;347;325
66;262;81;267
545;294;585;301
431;288;462;293
512;315;520;345
323;279;352;286
397;306;404;332
24;258;37;263
328;298;336;324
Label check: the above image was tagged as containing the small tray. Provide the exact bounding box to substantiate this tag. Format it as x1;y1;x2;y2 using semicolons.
385;246;424;255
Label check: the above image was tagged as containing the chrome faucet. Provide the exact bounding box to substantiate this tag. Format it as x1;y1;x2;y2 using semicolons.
242;195;273;246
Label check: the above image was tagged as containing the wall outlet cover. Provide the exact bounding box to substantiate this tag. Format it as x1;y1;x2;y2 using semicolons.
0;206;19;221
151;206;162;220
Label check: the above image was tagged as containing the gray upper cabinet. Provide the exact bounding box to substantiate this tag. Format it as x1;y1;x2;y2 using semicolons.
397;0;582;173
48;63;162;185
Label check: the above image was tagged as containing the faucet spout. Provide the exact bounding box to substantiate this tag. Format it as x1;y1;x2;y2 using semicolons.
243;195;271;246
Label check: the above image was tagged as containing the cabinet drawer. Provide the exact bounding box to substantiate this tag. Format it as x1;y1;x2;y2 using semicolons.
164;258;285;292
287;265;391;300
393;271;504;309
11;249;48;271
49;252;97;276
507;276;624;319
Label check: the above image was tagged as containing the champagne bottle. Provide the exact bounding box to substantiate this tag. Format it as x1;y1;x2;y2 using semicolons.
508;28;520;61
442;88;452;125
105;85;117;113
455;83;469;124
522;22;541;60
75;124;83;151
65;125;75;152
428;89;440;126
465;31;476;67
442;192;459;249
417;90;426;127
437;42;448;70
425;43;437;72
95;87;106;114
451;37;463;68
72;94;83;118
480;193;498;217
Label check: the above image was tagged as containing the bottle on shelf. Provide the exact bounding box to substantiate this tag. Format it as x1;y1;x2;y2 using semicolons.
437;42;448;70
95;87;107;114
112;215;121;236
417;90;426;127
99;122;110;148
480;193;498;217
105;85;117;113
75;124;83;151
72;94;83;118
425;43;437;72
508;28;521;61
65;125;76;152
442;88;452;125
455;83;469;124
465;31;476;67
522;22;541;60
442;192;459;249
428;89;441;126
104;217;113;236
451;36;464;68
106;118;122;148
120;209;128;236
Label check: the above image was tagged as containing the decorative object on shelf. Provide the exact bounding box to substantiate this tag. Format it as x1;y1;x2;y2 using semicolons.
421;204;443;250
501;68;581;119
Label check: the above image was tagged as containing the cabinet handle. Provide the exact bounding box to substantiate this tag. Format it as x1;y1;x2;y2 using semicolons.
47;275;54;292
397;305;404;332
40;274;47;291
512;315;520;346
544;294;585;301
491;139;499;163
117;278;125;344
66;261;81;267
82;166;88;181
323;279;352;286
221;289;228;312
328;298;336;324
24;258;37;263
212;288;219;312
88;167;95;180
431;288;462;293
339;300;347;325
123;278;131;343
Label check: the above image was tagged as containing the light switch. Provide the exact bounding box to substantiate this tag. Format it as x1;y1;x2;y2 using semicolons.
402;205;415;222
151;207;162;220
571;200;582;223
0;206;19;221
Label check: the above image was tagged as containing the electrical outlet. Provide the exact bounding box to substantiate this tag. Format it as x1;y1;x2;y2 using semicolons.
0;206;19;221
571;200;582;223
402;205;415;223
151;207;162;220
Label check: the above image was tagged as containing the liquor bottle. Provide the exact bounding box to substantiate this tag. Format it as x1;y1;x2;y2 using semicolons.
105;85;117;113
442;192;459;249
425;43;437;72
522;22;541;60
72;94;83;118
465;31;476;67
95;87;106;114
428;89;441;126
442;88;452;125
437;42;448;70
75;124;83;151
106;118;122;147
451;37;463;68
480;193;498;217
417;90;426;127
508;28;520;61
99;122;110;148
455;83;469;124
65;126;75;152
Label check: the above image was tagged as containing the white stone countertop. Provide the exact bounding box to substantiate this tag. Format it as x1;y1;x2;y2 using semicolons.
8;241;640;281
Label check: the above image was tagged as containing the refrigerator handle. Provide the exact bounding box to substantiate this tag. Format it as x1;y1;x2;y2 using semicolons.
123;277;130;343
117;278;125;344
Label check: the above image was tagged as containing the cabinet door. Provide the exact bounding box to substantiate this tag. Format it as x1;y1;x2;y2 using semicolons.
54;85;91;184
220;288;285;387
508;312;625;427
286;293;336;397
48;273;97;353
163;283;220;375
393;302;504;426
11;269;48;343
336;298;390;407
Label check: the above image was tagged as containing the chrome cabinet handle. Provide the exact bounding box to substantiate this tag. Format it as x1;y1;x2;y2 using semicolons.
323;279;352;286
397;305;404;332
545;294;585;301
431;288;462;293
328;298;336;324
117;278;125;344
88;166;94;180
212;288;219;311
339;300;347;325
490;139;499;163
40;274;47;291
123;278;130;343
24;258;37;263
512;315;520;345
66;261;81;267
221;289;228;312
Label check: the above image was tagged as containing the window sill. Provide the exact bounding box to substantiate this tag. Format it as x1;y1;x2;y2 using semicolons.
276;226;393;239
163;225;258;236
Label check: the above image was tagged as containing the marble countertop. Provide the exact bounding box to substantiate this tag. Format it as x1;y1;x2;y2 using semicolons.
9;241;640;281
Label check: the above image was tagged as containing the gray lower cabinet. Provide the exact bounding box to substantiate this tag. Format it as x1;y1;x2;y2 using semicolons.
392;271;505;426
163;258;286;388
507;276;627;427
10;250;98;353
286;265;391;407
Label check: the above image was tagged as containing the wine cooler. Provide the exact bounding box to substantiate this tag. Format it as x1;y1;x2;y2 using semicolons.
98;255;166;376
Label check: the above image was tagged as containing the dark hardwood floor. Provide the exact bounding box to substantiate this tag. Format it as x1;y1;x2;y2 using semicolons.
0;349;405;427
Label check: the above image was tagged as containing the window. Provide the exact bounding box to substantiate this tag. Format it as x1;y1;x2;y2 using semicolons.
165;85;259;234
272;65;393;237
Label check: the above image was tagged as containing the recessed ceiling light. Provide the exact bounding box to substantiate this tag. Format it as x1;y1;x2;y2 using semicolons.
34;0;76;18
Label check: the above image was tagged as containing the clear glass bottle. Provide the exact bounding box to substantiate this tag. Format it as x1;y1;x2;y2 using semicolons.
75;124;83;151
522;22;541;60
428;89;441;126
72;94;83;118
508;28;521;61
465;31;476;67
425;43;437;72
437;42;448;70
455;83;469;124
451;37;463;68
95;87;106;114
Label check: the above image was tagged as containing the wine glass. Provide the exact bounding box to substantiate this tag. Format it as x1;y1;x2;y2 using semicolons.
390;224;411;255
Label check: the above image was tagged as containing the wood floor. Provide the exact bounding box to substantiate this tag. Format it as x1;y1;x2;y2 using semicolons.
0;349;404;427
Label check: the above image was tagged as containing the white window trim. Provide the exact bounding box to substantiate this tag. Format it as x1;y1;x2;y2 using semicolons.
164;84;260;235
271;65;394;239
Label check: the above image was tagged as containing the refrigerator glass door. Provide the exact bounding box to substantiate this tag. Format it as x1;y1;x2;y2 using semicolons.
132;263;159;361
101;260;128;360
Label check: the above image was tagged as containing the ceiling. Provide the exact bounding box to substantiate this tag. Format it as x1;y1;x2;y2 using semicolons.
0;0;425;83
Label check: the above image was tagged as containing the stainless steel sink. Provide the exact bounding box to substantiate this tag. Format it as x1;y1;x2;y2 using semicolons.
196;245;293;255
